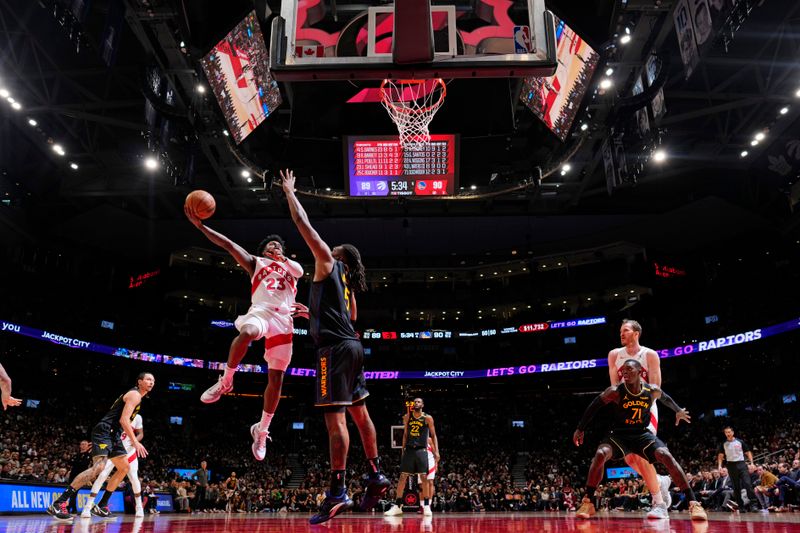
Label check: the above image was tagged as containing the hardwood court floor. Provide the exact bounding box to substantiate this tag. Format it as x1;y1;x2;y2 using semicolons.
3;511;800;533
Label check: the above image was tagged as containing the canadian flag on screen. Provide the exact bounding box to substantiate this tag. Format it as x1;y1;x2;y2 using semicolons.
295;45;324;58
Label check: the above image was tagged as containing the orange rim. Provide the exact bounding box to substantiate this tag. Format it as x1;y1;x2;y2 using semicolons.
380;78;446;115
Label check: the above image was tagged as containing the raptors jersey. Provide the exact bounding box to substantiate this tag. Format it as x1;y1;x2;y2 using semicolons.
120;414;143;454
613;346;653;382
250;257;303;314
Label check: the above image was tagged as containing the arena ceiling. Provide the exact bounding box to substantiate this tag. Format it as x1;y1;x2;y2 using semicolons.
0;0;799;259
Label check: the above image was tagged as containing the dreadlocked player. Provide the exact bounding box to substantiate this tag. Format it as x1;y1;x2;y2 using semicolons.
281;169;389;525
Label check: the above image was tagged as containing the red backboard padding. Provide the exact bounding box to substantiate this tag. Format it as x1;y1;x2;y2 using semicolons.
392;0;435;64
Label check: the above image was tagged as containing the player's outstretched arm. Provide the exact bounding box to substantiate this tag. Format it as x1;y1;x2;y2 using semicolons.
184;205;256;277
574;387;617;445
651;386;690;425
281;169;334;278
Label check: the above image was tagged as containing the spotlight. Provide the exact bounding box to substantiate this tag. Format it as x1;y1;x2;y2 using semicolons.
470;185;477;190
751;139;759;146
325;187;331;191
580;123;588;131
5;96;14;104
740;150;749;158
10;101;21;111
69;162;79;170
754;132;765;141
653;150;667;163
52;144;65;156
796;88;800;98
599;78;613;90
246;177;253;183
605;67;614;76
27;118;37;126
562;163;572;172
241;169;251;178
780;107;789;115
0;89;9;98
144;157;159;170
620;34;631;45
180;41;186;48
222;130;229;137
196;84;206;93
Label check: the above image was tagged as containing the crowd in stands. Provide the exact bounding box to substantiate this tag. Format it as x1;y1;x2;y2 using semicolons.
1;379;798;515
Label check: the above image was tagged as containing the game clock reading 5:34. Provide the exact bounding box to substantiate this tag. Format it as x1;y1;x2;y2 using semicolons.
346;135;459;197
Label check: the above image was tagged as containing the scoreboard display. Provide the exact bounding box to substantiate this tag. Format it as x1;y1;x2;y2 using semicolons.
346;135;458;197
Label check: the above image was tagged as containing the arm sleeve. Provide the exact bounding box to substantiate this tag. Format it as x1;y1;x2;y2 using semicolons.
285;259;304;279
577;395;607;431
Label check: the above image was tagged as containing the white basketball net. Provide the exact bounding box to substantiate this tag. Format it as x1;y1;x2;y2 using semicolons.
380;79;446;147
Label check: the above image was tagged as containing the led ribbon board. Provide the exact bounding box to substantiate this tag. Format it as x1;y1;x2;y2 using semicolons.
1;318;796;378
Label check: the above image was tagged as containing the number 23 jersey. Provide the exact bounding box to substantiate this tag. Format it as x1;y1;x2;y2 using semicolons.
250;256;303;314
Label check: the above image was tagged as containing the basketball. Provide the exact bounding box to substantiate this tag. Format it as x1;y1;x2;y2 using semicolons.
185;190;215;220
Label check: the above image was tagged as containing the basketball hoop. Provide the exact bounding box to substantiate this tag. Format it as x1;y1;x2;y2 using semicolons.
380;78;446;147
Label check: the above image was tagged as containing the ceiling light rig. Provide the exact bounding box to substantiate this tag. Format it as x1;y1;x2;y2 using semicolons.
2;80;85;172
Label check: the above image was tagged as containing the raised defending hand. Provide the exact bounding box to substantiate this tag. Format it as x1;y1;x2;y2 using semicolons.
291;302;309;320
2;394;21;410
184;203;203;229
280;168;296;194
675;409;691;425
573;429;584;447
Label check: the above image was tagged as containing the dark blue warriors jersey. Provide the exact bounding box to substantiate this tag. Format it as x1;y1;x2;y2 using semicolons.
98;388;141;430
309;260;358;346
614;382;654;433
406;412;430;448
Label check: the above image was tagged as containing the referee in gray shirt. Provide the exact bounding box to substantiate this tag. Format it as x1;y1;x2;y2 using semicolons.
717;426;756;511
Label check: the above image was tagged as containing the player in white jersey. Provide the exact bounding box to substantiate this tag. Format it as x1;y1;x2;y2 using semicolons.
82;414;145;518
186;207;305;461
417;438;437;515
608;319;672;519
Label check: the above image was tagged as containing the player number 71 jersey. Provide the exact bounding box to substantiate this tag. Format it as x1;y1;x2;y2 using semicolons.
251;257;303;313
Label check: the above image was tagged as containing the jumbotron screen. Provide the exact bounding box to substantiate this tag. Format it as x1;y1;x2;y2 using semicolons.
345;135;459;197
519;17;599;141
200;11;282;144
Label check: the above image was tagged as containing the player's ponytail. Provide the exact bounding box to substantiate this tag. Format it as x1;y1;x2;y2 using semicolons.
339;244;367;293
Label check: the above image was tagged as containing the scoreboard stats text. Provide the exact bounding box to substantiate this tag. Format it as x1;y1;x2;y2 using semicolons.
346;135;458;197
